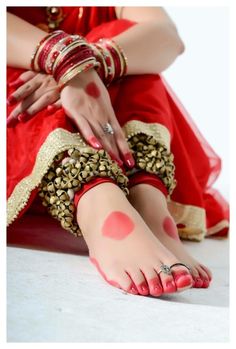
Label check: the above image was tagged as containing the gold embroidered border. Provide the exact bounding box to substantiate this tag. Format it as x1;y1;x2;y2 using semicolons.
7;128;87;226
123;120;171;152
167;199;206;241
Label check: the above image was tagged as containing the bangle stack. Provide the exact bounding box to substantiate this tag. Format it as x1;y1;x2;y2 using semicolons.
92;38;128;86
31;30;99;90
31;31;128;89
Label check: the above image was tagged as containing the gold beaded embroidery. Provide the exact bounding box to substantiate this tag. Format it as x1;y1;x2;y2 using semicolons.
126;133;176;195
38;147;129;237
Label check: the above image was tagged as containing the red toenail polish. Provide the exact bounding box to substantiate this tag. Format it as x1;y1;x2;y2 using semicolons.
130;286;138;295
195;278;203;288
166;280;176;292
202;279;209;288
138;281;149;294
175;274;192;288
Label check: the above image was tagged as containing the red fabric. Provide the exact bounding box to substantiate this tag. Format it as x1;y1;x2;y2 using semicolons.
128;171;168;198
7;6;229;237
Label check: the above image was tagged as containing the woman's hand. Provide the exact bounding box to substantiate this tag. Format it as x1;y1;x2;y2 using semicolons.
60;69;135;167
7;71;61;126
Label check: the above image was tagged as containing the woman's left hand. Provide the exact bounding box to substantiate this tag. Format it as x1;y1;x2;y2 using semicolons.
7;71;61;127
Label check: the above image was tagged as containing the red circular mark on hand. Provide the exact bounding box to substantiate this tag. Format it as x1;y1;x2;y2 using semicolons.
102;211;134;240
85;82;100;98
162;216;179;241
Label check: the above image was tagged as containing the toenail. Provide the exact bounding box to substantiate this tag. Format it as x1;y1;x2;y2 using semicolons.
202;279;209;288
130;286;138;295
174;271;189;282
138;281;149;294
195;278;203;287
166;280;176;291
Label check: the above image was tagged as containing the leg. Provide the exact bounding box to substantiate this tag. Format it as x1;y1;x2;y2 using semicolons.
128;182;212;288
77;181;193;296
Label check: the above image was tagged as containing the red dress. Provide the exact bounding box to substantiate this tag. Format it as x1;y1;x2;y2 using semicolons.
7;6;229;241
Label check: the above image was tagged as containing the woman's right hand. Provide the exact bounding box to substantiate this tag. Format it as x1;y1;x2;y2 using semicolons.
60;69;135;168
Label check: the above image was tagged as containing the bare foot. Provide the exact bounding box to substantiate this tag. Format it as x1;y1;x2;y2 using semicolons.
128;184;212;288
77;182;193;297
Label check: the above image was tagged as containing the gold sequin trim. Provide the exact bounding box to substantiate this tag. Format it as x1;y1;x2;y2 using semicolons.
38;147;129;237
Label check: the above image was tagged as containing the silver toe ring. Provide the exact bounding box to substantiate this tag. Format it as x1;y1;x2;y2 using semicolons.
158;264;172;275
170;263;191;272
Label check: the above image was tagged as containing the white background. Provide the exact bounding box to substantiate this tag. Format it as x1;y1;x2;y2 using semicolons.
163;7;229;200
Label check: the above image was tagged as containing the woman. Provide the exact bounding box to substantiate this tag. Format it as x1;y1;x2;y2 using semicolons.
7;6;229;297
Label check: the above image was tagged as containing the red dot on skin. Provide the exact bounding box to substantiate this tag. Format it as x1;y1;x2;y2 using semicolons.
162;216;179;241
102;211;135;240
85;82;100;98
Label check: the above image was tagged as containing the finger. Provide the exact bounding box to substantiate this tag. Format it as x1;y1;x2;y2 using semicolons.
47;99;62;114
68;113;102;150
89;120;123;165
8;71;37;89
111;118;135;168
7;75;42;106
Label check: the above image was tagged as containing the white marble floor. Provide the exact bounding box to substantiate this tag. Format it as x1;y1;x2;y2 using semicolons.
7;213;229;342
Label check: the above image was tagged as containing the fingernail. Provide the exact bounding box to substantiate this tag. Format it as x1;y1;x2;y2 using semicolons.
110;152;123;167
18;111;30;122
7;95;17;105
7;117;18;128
124;152;135;168
8;78;24;89
47;104;58;114
88;136;102;149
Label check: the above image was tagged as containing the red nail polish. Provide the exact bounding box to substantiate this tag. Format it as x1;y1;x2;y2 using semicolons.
18;111;29;122
138;281;149;295
128;283;138;295
88;136;102;149
166;280;176;292
202;279;209;288
47;104;58;114
194;278;203;288
109;152;123;167
8;78;24;89
7;117;18;128
7;95;17;105
174;273;192;288
124;153;135;168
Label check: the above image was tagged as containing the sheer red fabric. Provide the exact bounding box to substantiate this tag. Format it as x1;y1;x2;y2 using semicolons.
7;6;229;238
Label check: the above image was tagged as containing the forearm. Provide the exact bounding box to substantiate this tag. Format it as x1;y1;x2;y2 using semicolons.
7;12;46;69
112;7;185;75
113;21;184;75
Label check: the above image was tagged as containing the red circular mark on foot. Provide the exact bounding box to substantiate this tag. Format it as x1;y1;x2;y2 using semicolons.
163;216;179;241
85;82;100;98
89;257;120;288
102;211;135;240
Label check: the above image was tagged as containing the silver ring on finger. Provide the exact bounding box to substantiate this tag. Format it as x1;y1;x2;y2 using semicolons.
158;264;172;275
102;122;114;135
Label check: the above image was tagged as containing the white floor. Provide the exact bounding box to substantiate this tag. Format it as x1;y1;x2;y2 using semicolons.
7;213;229;343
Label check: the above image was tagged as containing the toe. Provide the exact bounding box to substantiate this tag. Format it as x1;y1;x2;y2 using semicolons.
170;265;193;291
155;265;176;293
196;266;210;288
141;267;163;297
199;264;212;282
189;267;202;288
126;267;149;296
110;268;139;294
